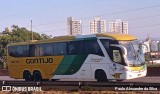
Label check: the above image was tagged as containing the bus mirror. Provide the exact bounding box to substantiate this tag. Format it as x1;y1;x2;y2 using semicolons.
119;45;127;55
140;43;149;53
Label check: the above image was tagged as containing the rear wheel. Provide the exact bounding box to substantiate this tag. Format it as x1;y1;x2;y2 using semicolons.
95;70;108;82
116;79;123;81
43;79;49;81
23;71;33;81
33;71;42;82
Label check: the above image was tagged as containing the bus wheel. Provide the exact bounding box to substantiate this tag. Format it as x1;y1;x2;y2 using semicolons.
116;79;123;81
33;71;42;82
23;71;33;81
43;79;49;81
95;70;108;82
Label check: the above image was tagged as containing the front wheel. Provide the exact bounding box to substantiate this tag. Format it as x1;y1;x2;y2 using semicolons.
95;70;108;82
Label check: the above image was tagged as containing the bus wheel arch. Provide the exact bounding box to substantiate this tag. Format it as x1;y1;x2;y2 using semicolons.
95;69;108;82
33;70;42;81
23;70;33;81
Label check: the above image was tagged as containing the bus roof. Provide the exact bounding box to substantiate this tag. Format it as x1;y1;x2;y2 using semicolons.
96;33;136;41
8;33;136;46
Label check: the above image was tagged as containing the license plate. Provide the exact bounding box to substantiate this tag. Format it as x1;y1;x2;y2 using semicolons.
138;74;141;76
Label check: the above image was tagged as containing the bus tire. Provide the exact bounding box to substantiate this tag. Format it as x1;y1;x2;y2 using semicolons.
95;70;108;82
116;79;123;81
23;71;33;81
33;71;42;82
43;79;49;81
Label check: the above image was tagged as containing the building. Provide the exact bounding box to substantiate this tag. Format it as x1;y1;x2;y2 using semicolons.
89;17;106;34
151;40;159;52
67;17;82;35
109;19;128;34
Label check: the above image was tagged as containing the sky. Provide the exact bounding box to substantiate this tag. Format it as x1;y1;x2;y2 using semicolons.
1;0;160;40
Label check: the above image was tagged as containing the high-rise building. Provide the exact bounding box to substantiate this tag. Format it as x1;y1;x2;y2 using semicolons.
67;17;82;35
89;17;106;34
109;19;128;34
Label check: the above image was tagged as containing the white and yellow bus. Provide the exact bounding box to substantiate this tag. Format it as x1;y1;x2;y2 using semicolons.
7;33;147;82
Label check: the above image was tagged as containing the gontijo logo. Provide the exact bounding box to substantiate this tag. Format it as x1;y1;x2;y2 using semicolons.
2;86;42;92
26;58;53;64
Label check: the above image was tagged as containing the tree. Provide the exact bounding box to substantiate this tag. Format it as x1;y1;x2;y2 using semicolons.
0;25;51;69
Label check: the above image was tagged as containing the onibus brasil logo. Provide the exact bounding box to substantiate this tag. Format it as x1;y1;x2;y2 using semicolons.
2;86;42;92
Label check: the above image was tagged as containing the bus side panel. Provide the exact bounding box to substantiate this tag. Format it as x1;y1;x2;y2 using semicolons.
53;54;111;81
7;56;64;79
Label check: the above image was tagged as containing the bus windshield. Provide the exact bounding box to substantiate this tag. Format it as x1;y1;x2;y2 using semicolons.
120;40;145;66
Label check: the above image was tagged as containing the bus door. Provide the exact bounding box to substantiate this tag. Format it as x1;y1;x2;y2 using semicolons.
109;45;126;80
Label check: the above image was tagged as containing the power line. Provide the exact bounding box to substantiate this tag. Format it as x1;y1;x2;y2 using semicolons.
76;4;160;20
127;14;160;22
25;21;66;27
32;13;160;32
22;4;160;28
130;23;160;30
31;12;160;33
32;22;160;34
20;4;160;35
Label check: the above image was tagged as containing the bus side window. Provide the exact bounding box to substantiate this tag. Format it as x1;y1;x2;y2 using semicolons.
17;45;29;57
54;42;67;55
74;41;84;54
39;43;54;56
29;45;35;57
100;39;110;54
67;41;76;55
8;46;17;57
29;44;40;57
67;41;84;55
100;39;119;59
84;40;104;56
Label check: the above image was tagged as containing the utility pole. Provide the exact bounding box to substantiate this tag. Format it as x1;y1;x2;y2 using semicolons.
31;20;33;41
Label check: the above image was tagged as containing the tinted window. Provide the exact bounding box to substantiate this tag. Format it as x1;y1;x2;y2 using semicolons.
8;45;29;57
17;45;29;57
100;39;119;59
100;39;110;54
8;46;17;57
84;40;104;56
67;41;83;55
29;44;40;57
54;42;67;55
39;43;54;56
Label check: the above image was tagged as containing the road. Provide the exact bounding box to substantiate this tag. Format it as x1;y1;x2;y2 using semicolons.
0;76;159;83
0;76;160;91
123;76;160;83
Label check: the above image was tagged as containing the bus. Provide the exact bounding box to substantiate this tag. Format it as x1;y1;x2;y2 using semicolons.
7;33;147;82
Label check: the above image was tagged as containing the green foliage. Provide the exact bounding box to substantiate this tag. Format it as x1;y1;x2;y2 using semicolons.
0;25;51;69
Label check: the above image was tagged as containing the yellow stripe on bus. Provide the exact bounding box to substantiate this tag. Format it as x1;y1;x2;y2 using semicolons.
129;65;145;71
